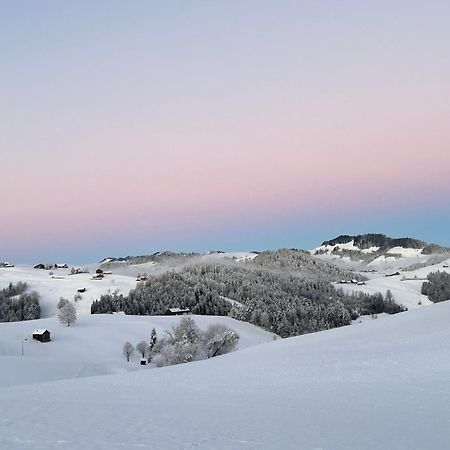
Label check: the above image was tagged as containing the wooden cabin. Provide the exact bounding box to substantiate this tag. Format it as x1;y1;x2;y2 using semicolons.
32;329;51;343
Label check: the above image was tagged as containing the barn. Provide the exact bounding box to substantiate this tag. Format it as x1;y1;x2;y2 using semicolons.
32;329;51;343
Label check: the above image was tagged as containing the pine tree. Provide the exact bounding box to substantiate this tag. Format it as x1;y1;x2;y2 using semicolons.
147;328;157;362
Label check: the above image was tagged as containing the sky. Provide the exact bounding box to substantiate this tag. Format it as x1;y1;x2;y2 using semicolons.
1;1;449;263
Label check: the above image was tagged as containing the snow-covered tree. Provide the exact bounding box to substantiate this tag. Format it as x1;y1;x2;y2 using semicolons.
151;319;239;367
58;302;77;327
123;342;134;362
136;340;147;359
57;297;69;310
202;323;239;358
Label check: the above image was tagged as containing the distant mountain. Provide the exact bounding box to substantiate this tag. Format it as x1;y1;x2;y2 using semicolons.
319;233;449;254
312;233;450;271
321;234;427;251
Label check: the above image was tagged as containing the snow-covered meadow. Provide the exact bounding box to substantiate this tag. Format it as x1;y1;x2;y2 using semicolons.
1;300;450;449
1;248;450;448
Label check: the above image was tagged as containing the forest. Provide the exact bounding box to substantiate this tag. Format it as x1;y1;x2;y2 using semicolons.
92;250;405;337
421;272;450;303
0;282;41;322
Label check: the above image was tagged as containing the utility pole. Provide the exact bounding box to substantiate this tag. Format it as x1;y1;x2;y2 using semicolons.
21;338;28;356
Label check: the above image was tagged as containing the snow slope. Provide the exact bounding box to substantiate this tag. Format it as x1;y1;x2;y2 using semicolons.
340;257;450;310
1;302;450;449
0;265;137;317
0;314;273;387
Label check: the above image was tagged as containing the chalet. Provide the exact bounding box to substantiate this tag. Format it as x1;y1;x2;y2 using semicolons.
385;271;400;278
444;264;449;268
102;271;112;275
165;307;190;316
77;288;87;293
32;329;51;343
55;263;68;269
96;268;104;274
92;274;103;280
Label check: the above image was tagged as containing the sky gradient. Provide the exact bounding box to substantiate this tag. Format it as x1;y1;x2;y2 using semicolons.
1;1;450;263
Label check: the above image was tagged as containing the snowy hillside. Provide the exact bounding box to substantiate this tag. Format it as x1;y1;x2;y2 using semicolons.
1;301;450;449
0;265;137;317
312;233;449;272
335;257;450;310
0;314;273;387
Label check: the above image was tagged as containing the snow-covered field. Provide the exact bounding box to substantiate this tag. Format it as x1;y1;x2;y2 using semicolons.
0;265;137;317
339;257;450;310
0;314;274;387
1;301;450;449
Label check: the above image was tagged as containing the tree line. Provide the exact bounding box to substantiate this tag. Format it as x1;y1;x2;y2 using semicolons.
0;282;40;322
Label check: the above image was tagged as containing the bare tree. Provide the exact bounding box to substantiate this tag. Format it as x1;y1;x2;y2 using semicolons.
123;342;134;362
136;340;147;359
58;302;77;327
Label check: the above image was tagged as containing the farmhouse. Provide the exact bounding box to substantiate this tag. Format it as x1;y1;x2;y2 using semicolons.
165;307;191;316
32;329;51;343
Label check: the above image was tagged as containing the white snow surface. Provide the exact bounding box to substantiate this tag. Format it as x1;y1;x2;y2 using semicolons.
0;314;273;387
1;303;450;449
0;265;137;317
340;257;450;310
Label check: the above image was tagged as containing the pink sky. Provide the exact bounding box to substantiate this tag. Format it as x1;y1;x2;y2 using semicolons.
1;1;450;261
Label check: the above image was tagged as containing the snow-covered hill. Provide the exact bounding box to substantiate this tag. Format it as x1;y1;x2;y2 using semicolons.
1;301;450;449
0;265;137;317
0;314;274;387
334;256;450;310
312;233;449;272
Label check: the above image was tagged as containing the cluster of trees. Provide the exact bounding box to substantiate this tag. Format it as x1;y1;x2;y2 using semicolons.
123;318;239;366
0;282;40;322
422;272;450;303
92;260;405;338
91;270;232;316
57;297;77;326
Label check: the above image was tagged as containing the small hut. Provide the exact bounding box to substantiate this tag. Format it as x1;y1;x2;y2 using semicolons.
32;329;51;343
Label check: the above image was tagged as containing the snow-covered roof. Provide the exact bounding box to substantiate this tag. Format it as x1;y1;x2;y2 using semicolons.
33;329;50;335
168;308;190;313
